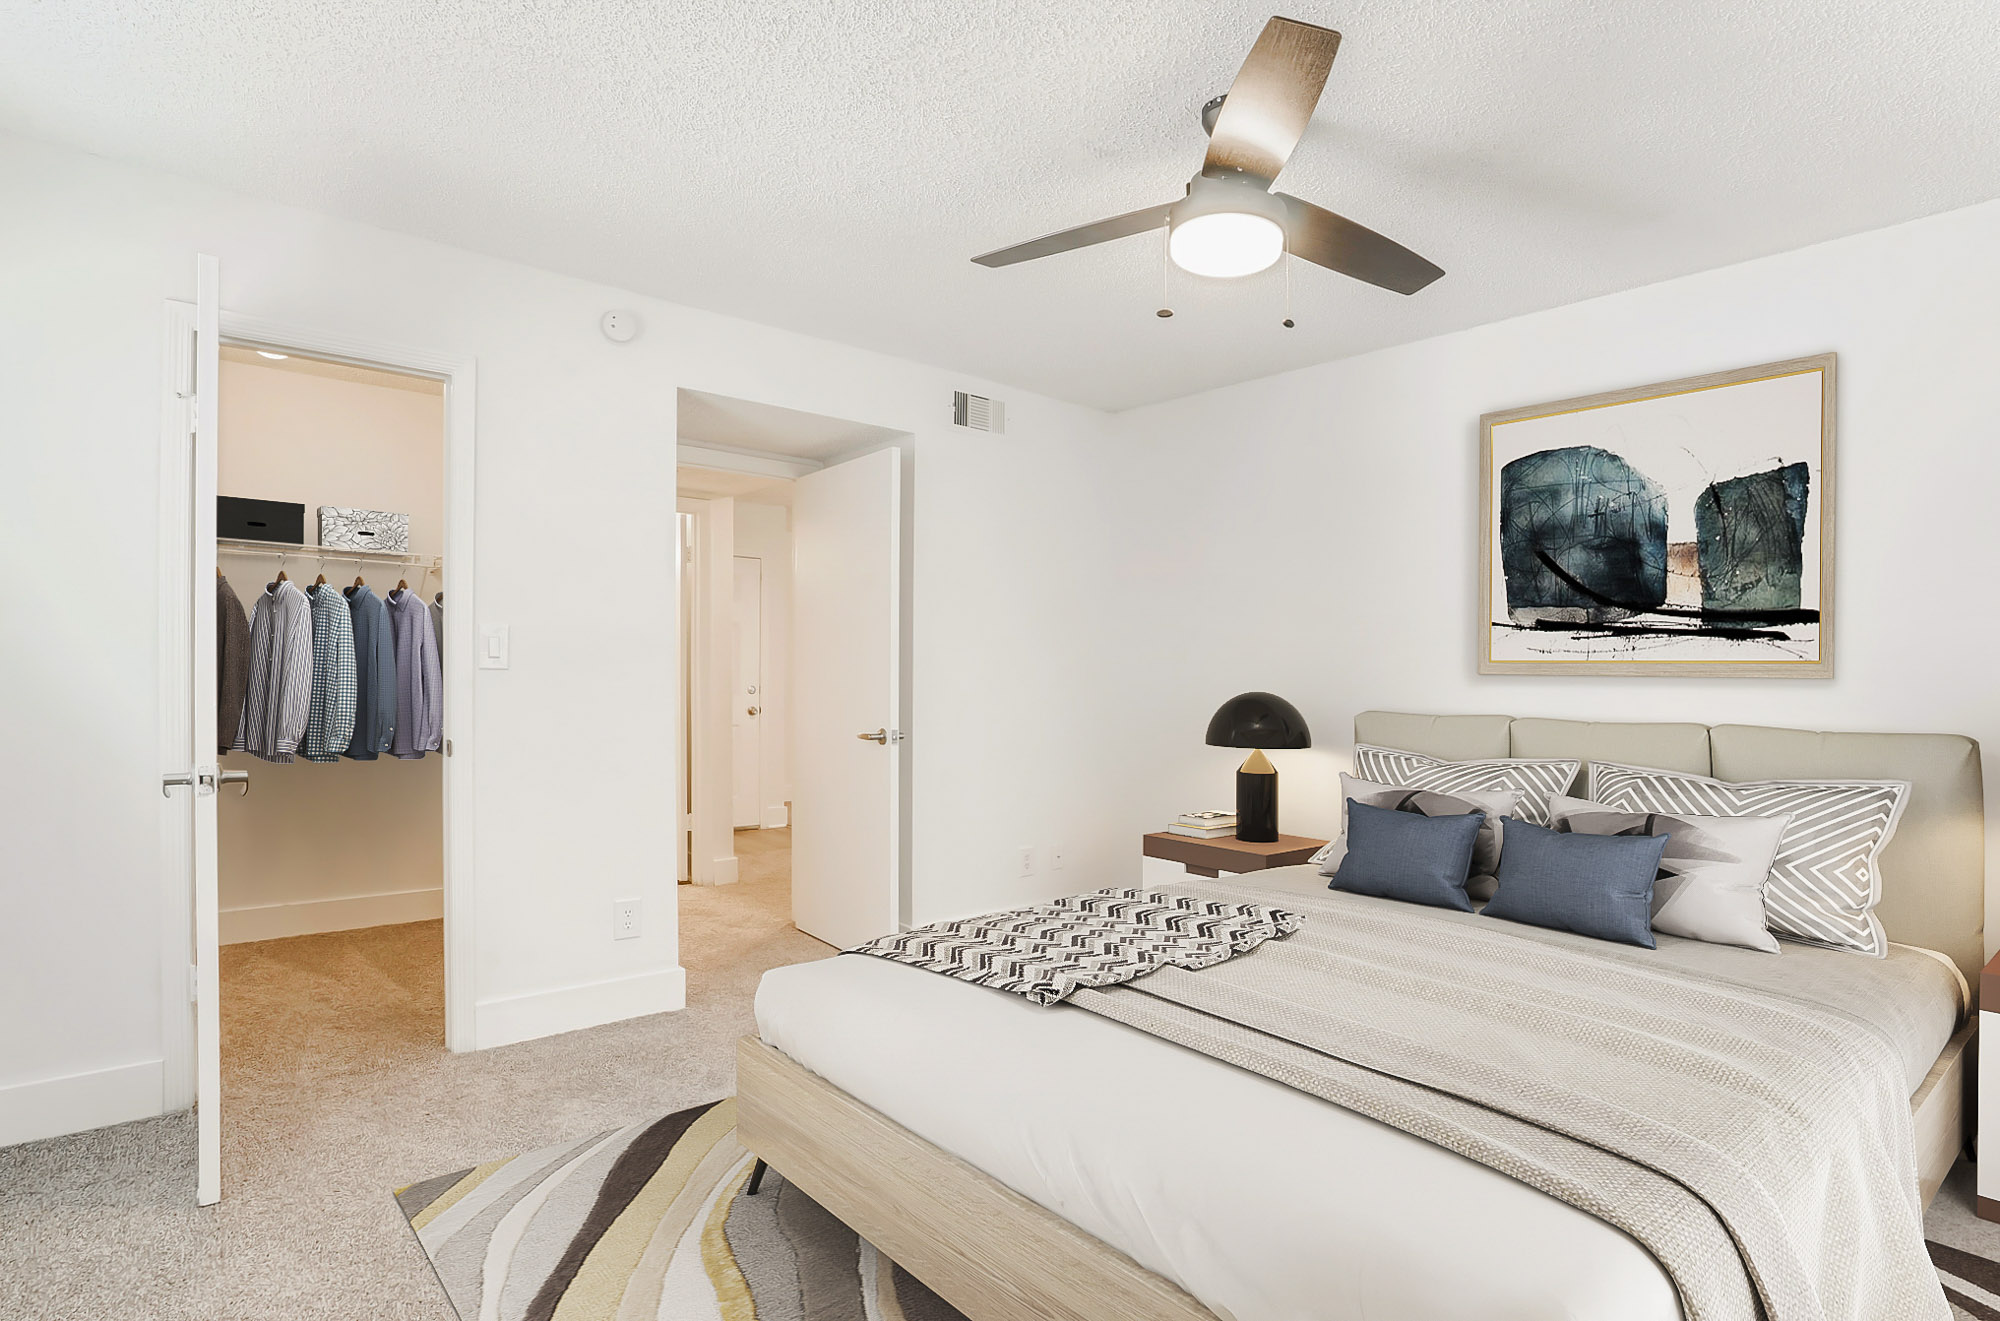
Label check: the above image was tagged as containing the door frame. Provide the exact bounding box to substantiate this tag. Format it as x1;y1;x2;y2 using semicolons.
158;303;480;1101
731;553;765;830
676;495;739;886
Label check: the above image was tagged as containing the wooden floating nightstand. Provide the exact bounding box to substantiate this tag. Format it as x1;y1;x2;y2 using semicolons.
1142;831;1328;882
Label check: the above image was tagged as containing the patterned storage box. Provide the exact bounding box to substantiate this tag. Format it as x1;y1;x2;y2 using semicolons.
318;506;410;552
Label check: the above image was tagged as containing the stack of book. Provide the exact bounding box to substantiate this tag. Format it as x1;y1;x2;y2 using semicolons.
1163;810;1238;839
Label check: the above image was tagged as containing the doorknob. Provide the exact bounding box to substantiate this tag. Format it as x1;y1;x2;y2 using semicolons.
747;706;762;716
162;771;195;798
856;729;888;744
218;770;250;797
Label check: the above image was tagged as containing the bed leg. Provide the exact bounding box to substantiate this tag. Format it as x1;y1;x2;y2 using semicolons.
745;1157;768;1196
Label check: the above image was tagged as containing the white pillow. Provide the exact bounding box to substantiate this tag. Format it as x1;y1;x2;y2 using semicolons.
1587;762;1909;958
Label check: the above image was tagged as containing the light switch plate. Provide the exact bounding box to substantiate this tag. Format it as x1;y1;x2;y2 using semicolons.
479;624;510;669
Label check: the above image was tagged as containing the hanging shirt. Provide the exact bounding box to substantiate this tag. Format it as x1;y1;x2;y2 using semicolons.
301;583;358;762
429;595;444;666
217;575;252;753
234;579;312;763
342;585;398;760
386;587;443;758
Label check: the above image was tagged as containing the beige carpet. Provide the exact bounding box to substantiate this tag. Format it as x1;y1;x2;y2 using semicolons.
0;827;829;1321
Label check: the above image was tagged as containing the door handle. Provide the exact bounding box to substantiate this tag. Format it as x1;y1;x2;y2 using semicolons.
747;706;762;717
218;770;250;797
856;729;888;744
162;771;195;798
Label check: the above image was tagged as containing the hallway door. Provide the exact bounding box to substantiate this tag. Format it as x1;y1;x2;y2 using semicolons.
790;447;900;947
732;556;763;828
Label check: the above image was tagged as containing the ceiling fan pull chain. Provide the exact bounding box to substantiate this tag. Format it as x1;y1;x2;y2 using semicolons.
1157;224;1174;319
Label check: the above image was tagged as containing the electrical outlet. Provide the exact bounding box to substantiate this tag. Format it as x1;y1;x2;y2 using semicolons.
1049;845;1066;871
612;899;642;940
1017;846;1036;877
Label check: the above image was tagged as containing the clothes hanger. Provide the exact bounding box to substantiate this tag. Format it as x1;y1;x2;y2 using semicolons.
314;571;327;586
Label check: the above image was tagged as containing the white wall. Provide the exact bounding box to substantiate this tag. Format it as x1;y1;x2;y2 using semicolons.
217;354;444;943
1106;198;2000;951
0;131;1122;1144
735;500;792;828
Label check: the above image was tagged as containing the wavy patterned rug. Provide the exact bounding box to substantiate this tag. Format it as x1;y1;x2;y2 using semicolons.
394;1097;965;1320
398;1096;1998;1320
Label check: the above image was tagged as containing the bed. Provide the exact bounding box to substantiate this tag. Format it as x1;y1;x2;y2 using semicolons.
737;713;1983;1321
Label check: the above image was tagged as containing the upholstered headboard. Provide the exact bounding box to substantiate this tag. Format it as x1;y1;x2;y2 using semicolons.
1354;711;1986;982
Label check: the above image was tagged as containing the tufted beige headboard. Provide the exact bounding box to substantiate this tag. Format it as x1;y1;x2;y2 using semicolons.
1354;711;1986;982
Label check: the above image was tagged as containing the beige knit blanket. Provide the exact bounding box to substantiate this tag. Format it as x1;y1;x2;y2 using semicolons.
1069;881;1948;1321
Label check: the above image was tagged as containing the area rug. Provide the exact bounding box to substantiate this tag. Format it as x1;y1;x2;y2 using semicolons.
398;1097;2000;1320
394;1097;964;1320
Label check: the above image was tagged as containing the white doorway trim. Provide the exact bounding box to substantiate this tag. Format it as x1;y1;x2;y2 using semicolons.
676;495;740;886
158;305;479;1091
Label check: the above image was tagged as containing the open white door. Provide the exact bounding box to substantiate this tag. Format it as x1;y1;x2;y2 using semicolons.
732;556;763;829
791;448;900;948
187;254;223;1205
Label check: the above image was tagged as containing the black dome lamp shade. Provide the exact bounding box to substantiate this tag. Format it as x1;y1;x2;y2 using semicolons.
1205;693;1311;843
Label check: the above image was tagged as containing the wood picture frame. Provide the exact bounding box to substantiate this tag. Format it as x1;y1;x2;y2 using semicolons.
1479;354;1836;678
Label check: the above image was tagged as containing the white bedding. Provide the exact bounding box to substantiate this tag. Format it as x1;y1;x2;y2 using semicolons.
753;867;1960;1321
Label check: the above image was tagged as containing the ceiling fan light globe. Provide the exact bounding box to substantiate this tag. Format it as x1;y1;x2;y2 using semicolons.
1168;211;1284;278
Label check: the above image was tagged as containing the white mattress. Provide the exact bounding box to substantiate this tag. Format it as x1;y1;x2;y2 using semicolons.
753;869;1961;1321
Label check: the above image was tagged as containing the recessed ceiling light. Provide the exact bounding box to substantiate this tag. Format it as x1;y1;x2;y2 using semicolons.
255;350;288;360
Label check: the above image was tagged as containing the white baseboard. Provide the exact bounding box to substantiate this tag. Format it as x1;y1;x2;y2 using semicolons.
0;1059;165;1148
762;803;790;829
473;965;688;1050
221;886;443;945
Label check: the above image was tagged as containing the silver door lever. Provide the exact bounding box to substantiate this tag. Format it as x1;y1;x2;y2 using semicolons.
162;771;195;798
856;729;888;744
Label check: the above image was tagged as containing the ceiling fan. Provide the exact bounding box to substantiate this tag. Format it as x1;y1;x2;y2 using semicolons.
971;17;1443;299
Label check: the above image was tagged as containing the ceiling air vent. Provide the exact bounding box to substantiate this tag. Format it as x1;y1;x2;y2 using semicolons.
952;391;1005;434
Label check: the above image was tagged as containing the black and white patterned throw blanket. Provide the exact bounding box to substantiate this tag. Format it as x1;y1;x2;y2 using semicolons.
847;887;1303;1006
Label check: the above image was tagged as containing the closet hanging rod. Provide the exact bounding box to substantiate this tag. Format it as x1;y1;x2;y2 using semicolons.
217;537;441;569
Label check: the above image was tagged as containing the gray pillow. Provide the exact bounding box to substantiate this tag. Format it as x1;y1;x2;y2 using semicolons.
1313;774;1521;887
1328;800;1486;913
1588;761;1908;958
1482;819;1668;948
1352;745;1580;826
1549;794;1788;953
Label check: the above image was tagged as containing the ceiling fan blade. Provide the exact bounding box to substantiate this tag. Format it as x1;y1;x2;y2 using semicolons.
1203;17;1341;183
972;202;1176;267
1278;193;1444;295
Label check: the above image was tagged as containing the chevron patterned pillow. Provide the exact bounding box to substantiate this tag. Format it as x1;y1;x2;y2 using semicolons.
1351;744;1580;826
1587;761;1910;958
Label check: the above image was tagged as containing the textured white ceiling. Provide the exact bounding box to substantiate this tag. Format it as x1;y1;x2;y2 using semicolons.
8;1;1998;410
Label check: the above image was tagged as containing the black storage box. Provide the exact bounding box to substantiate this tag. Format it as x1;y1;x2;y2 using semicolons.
218;497;305;544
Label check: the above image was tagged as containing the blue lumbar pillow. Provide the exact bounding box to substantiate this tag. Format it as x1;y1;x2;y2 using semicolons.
1329;799;1486;912
1482;819;1669;948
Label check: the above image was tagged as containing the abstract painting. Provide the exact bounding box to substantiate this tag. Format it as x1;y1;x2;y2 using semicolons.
1479;354;1834;677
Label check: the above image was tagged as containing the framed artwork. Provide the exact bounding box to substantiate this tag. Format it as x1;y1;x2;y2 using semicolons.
1479;354;1835;678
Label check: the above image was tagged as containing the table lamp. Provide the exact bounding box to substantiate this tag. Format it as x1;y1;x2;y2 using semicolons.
1205;692;1312;843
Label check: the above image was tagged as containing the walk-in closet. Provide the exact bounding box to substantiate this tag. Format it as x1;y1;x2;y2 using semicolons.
212;346;448;1103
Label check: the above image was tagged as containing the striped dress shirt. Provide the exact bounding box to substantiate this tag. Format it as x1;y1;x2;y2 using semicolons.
386;587;443;758
301;583;358;762
234;579;313;763
343;586;398;759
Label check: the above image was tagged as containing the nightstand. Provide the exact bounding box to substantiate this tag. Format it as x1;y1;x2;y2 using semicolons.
1142;831;1329;885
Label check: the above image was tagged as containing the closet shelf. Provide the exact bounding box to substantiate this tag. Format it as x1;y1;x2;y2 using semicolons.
217;537;441;569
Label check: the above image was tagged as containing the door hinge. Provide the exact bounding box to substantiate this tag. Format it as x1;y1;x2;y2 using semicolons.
188;965;200;1005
